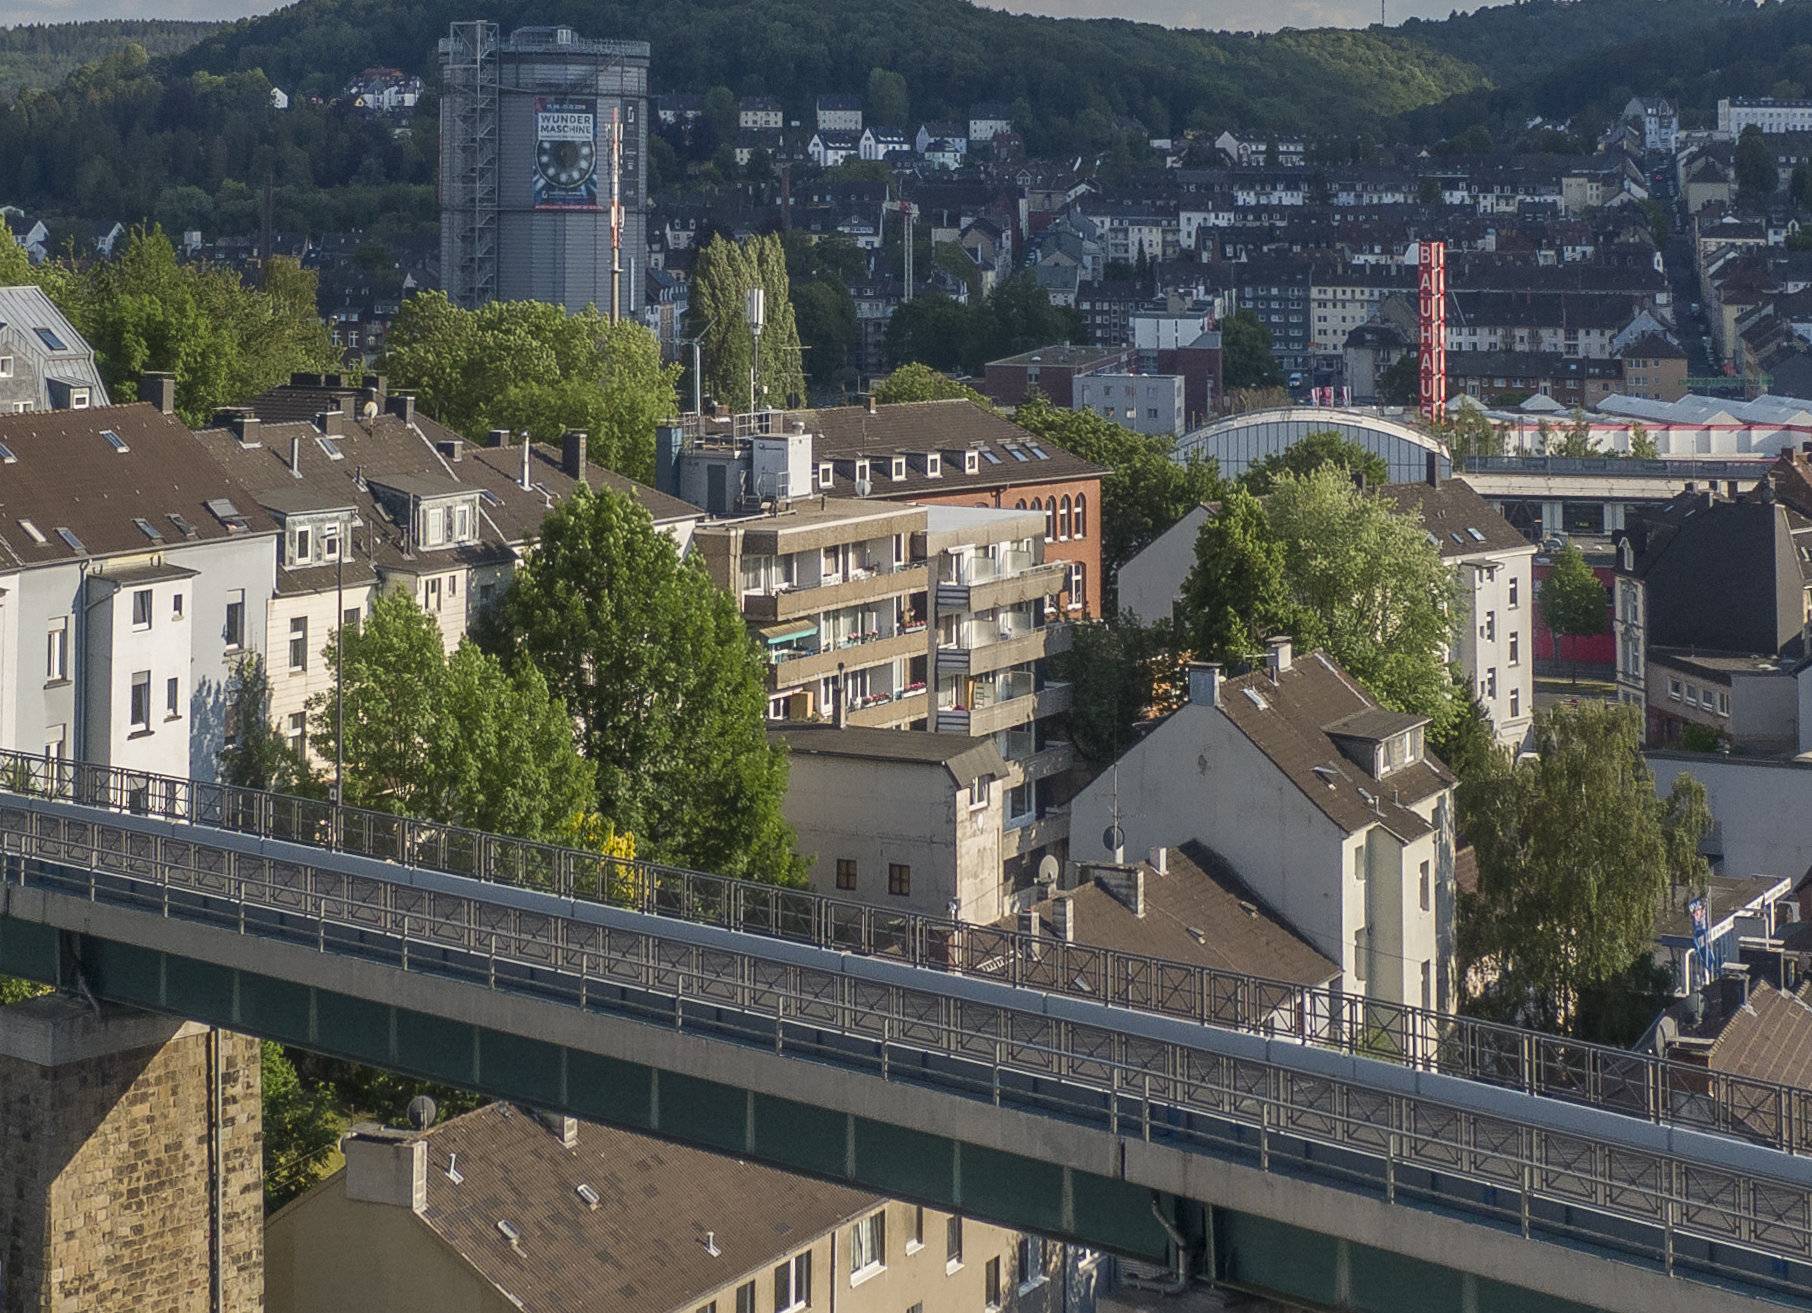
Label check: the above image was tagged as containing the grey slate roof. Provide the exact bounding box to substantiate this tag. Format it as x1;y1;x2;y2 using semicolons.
1379;478;1532;559
804;399;1104;499
773;723;1008;785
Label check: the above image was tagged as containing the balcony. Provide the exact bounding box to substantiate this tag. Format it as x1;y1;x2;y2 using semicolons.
1021;741;1075;782
767;628;926;689
937;558;1066;614
935;618;1072;676
1033;681;1073;718
743;561;929;623
846;688;927;729
1003;807;1070;860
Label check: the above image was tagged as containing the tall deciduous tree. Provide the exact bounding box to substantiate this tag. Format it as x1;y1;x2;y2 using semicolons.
1736;124;1777;197
1458;702;1710;1037
866;67;909;126
218;654;310;793
872;362;989;405
1055;616;1179;766
1178;487;1299;666
261;1040;341;1211
689;232;808;410
1538;542;1607;677
486;485;803;883
382;291;680;482
1240;429;1388;495
306;591;594;844
1012;393;1224;585
1263;468;1461;733
1220;309;1285;390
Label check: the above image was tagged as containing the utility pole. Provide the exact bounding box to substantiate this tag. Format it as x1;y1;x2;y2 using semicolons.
746;286;766;414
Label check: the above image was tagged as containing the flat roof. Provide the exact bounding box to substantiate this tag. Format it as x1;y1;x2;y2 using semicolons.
987;344;1125;368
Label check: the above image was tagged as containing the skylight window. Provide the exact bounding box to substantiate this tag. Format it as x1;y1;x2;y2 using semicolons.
1005;445;1029;462
167;512;198;539
316;434;343;459
205;498;247;531
100;429;127;453
18;518;44;544
33;327;66;351
0;441;13;463
1466;527;1486;542
1028;444;1050;460
134;516;163;543
478;489;500;507
55;526;86;554
980;448;1002;465
1241;687;1268;710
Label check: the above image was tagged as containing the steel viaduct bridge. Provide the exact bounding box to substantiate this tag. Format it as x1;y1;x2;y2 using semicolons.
0;752;1808;1313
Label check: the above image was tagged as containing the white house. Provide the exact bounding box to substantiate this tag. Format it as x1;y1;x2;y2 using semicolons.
969;105;1012;143
815;95;862;133
1070;643;1457;1011
859;127;910;162
808;131;861;169
1380;473;1537;751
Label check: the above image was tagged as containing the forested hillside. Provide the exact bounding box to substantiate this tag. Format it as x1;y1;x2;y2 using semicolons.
0;20;222;97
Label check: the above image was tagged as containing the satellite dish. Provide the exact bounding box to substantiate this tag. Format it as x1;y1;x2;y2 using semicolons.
407;1095;438;1132
1102;824;1124;852
854;476;872;497
361;400;379;420
1037;854;1060;885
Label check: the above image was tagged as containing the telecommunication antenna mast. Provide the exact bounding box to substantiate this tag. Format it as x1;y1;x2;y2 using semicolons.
887;198;917;301
609;105;623;322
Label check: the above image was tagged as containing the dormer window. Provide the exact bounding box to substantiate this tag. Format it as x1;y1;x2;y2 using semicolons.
964;450;979;475
926;452;941;478
855;458;871;485
0;356;13;379
890;455;907;482
818;462;833;489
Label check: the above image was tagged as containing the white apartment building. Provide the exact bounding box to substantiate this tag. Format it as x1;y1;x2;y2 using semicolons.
1719;97;1812;136
1070;643;1457;1011
1381;474;1537;751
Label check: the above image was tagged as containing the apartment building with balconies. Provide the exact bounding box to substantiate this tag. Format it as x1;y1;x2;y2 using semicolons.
920;505;1074;886
694;497;932;729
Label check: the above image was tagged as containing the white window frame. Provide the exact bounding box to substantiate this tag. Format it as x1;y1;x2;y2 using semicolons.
289;616;308;672
165;676;181;720
225;591;245;651
773;1251;811;1313
129;670;151;733
45;617;66;682
850;1209;886;1282
131;588;153;630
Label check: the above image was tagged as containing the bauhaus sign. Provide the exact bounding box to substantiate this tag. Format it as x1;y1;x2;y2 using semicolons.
1417;240;1447;421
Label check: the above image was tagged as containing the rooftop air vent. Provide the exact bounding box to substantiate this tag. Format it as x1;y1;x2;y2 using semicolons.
445;1153;464;1185
497;1219;522;1250
702;1230;722;1257
576;1184;601;1210
1241;687;1268;710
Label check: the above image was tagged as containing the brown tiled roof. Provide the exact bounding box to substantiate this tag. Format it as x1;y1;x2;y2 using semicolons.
1766;448;1812;519
1454;846;1479;897
413;1104;879;1313
458;438;702;530
1010;841;1338;988
1379;478;1531;559
802;400;1105;499
0;402;278;566
1215;653;1451;841
1706;982;1812;1088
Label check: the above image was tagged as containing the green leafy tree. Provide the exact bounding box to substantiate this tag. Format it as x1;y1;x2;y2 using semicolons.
1458;702;1710;1037
1177;488;1299;666
306;592;594;844
0;976;50;1005
1794;163;1812;211
690;232;809;410
791;278;858;388
1377;351;1419;406
1220;309;1285;390
1054;616;1178;765
382;291;679;482
1628;423;1659;459
218;654;310;793
1012;393;1224;584
1240;430;1389;495
1737;124;1777;198
1538;542;1607;677
1434;406;1505;462
872;363;989;405
1554;410;1597;457
866;67;909;126
261;1041;342;1211
1265;469;1460;733
1428;681;1505;806
486;485;802;882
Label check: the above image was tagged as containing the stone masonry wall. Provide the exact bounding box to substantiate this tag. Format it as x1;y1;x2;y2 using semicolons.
0;1021;262;1313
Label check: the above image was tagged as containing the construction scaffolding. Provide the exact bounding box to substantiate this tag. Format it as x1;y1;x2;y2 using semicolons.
439;20;500;308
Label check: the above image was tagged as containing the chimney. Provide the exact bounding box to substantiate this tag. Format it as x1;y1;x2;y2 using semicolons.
1265;636;1293;681
342;1126;427;1213
1149;845;1168;876
866;393;878;415
487;428;511;449
216;409;261;446
316;408;345;438
1721;961;1751;1009
437;438;463;463
1426;450;1442;487
1018;909;1041;958
530;1108;579;1149
1050;896;1076;942
520;432;532;490
1187;660;1222;707
833;662;848;729
1097;863;1145;918
140;371;176;415
562;429;589;480
387;392;417;425
289;434;302;477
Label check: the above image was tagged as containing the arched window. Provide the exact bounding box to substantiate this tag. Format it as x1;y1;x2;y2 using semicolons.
1044;501;1056;541
1058;495;1072;541
1015;499;1026;510
1074;494;1087;539
1031;496;1042;510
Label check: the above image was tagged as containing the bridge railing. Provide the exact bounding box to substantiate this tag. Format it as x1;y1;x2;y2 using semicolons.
2;748;1808;1157
2;801;1808;1297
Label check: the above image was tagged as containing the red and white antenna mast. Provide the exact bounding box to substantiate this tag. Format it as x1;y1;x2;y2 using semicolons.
609;105;623;323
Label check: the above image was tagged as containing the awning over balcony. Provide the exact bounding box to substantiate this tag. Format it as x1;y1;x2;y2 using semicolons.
759;620;819;644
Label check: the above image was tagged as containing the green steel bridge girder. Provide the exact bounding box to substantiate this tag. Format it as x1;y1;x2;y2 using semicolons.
0;916;1614;1313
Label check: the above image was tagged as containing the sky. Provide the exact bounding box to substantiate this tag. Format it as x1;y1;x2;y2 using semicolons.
0;0;1484;30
